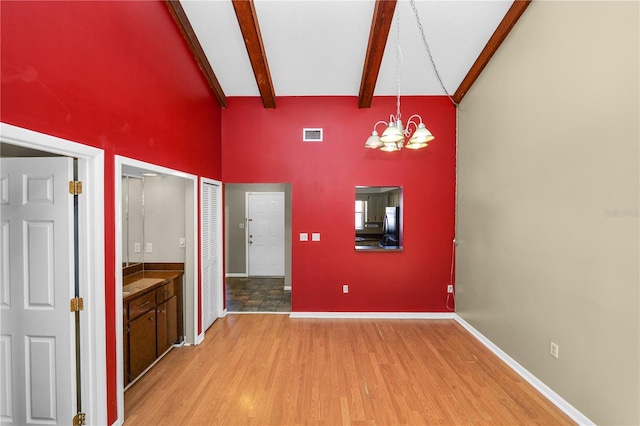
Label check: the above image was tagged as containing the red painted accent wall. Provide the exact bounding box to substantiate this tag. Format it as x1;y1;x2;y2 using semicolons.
222;96;456;312
1;1;222;424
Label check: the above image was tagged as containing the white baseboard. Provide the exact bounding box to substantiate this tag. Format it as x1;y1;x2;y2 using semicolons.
453;315;594;426
225;273;247;278
289;312;456;319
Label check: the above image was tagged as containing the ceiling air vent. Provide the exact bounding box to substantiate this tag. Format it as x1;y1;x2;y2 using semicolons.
303;128;323;142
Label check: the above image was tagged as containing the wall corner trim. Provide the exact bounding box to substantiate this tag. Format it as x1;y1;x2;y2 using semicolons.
453;314;594;425
195;332;205;345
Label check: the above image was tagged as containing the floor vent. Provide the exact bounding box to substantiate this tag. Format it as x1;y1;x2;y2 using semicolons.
303;128;323;142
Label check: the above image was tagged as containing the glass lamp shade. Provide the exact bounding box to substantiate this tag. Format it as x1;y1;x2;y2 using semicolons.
380;141;401;152
364;131;384;149
379;122;404;144
405;123;434;149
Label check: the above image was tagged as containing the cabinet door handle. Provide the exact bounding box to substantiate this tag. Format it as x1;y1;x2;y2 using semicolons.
139;301;150;308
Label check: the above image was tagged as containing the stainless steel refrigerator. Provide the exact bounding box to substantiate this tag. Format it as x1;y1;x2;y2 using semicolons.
381;206;400;247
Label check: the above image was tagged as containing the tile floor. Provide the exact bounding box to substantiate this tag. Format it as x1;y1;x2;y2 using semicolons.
225;277;291;312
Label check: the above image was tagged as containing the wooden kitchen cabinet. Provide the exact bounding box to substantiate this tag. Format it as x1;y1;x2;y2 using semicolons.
128;310;156;380
157;296;178;355
156;280;178;355
123;269;183;386
366;194;388;222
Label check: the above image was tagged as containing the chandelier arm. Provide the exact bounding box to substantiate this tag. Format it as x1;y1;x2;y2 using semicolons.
409;0;458;107
403;114;423;136
372;120;389;132
406;114;423;125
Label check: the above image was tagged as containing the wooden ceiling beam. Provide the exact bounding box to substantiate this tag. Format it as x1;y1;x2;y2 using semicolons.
358;0;397;109
232;0;276;109
165;0;226;108
453;0;532;104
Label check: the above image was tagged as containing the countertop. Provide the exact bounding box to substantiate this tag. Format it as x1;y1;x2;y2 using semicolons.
123;270;182;301
355;245;403;251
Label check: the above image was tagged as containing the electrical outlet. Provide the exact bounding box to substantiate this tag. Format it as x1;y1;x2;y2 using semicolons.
550;341;559;359
447;285;454;293
342;284;349;294
134;243;141;253
145;242;152;253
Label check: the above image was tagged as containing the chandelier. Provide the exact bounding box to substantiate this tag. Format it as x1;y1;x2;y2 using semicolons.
364;0;436;152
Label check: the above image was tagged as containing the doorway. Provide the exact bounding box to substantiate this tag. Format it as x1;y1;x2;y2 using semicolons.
114;156;200;421
0;123;106;424
224;184;292;313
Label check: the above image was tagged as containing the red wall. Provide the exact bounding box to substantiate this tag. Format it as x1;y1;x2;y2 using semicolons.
222;96;456;312
1;2;222;424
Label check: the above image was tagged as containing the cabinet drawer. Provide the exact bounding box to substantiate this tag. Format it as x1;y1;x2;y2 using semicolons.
128;291;156;321
156;281;174;304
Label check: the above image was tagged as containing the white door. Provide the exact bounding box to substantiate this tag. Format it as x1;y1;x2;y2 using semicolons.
247;193;284;276
201;180;221;331
0;157;76;425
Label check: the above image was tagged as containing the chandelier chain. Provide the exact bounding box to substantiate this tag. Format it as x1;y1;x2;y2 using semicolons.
409;0;458;107
395;10;402;120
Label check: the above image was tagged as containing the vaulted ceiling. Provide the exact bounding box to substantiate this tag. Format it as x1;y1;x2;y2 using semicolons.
167;0;530;109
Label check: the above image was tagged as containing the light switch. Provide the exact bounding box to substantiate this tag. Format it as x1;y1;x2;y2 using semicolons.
179;237;186;248
312;233;320;241
299;233;308;241
145;242;153;253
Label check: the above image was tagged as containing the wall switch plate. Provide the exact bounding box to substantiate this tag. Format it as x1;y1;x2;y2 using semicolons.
134;243;141;253
312;233;320;241
550;341;559;358
179;237;186;248
299;233;308;242
145;242;152;253
447;285;454;293
343;284;349;294
239;223;245;229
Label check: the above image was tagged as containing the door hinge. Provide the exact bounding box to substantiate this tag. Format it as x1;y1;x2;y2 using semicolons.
69;181;83;195
70;297;84;312
73;412;86;425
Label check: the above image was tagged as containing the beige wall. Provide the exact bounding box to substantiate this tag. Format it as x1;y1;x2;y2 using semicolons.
456;1;639;424
143;175;187;263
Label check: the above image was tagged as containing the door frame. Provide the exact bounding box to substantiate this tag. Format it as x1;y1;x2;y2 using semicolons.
114;156;199;422
200;178;224;330
0;122;107;424
245;191;285;277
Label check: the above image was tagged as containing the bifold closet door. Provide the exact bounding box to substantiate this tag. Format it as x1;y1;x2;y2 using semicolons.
202;181;221;331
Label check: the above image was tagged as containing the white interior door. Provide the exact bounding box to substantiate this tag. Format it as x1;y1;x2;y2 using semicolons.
0;157;75;425
201;180;221;331
247;193;284;277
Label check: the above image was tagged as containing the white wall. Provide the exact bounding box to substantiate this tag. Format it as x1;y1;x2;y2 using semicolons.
456;1;639;424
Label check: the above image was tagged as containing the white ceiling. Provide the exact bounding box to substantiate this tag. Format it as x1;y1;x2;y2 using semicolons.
180;0;514;98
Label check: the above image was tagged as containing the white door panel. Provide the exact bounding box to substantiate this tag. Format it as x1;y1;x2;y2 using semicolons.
201;181;221;331
0;157;75;425
248;193;284;276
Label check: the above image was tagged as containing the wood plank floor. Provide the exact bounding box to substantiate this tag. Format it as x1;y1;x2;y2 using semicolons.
124;315;575;425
